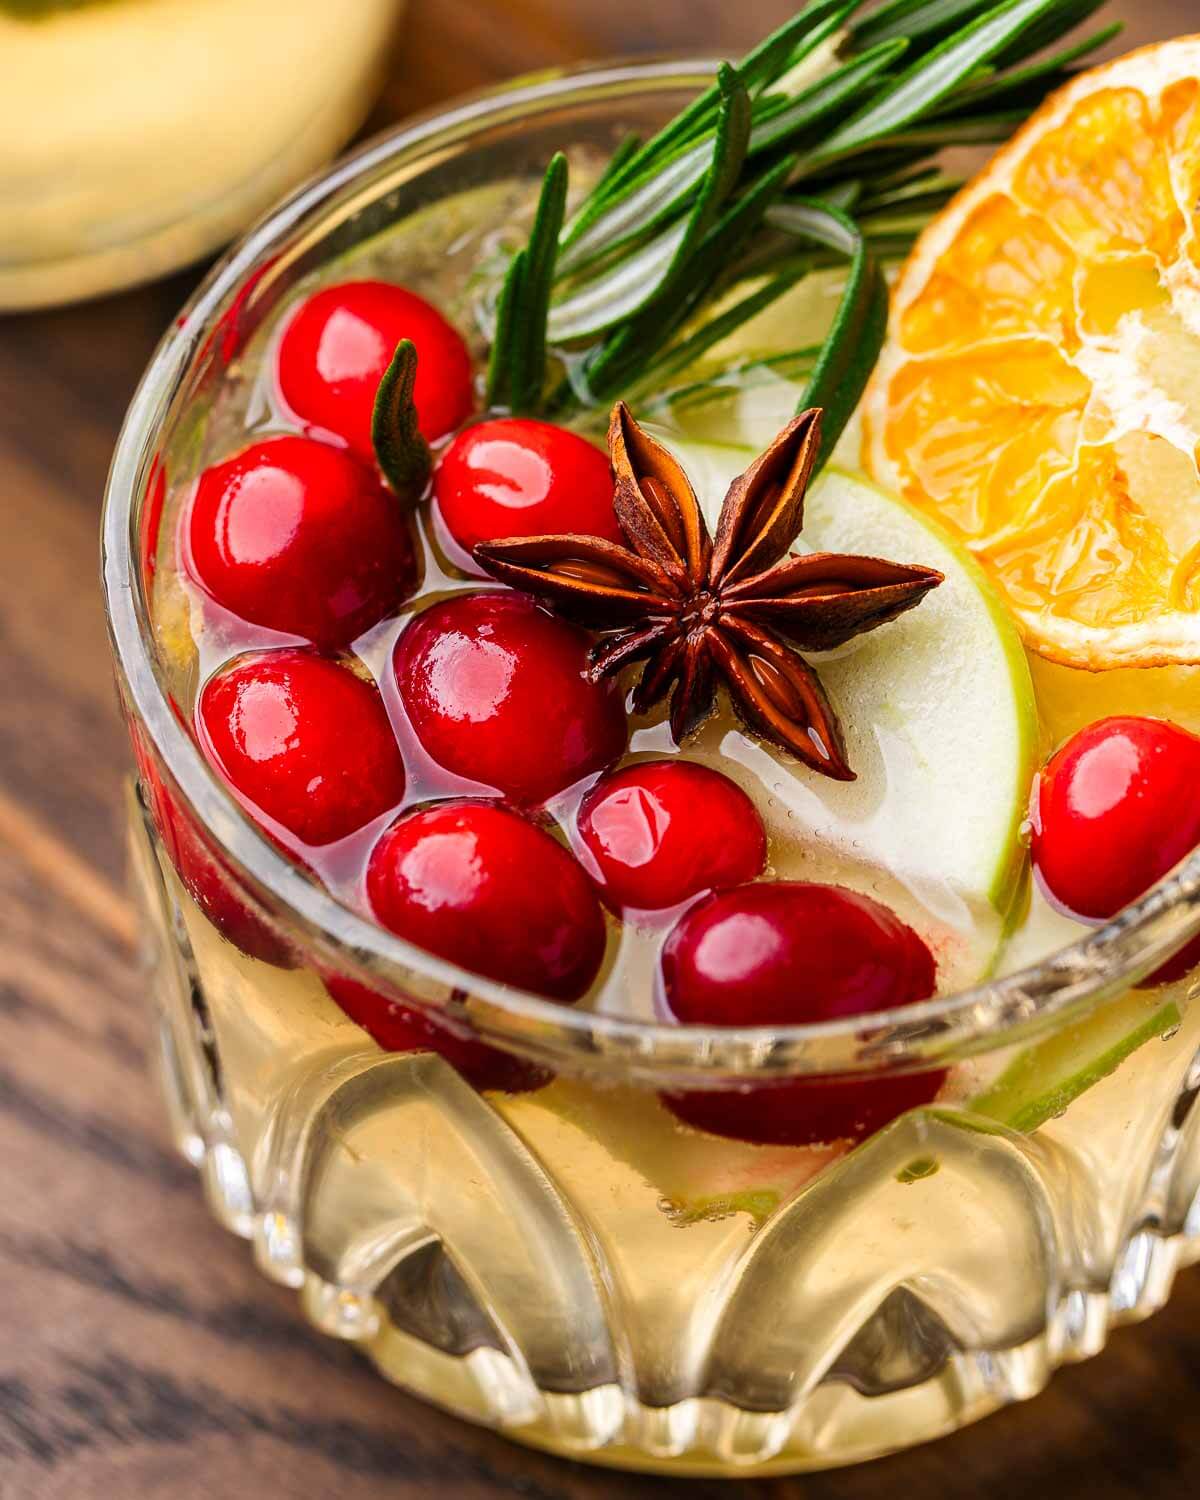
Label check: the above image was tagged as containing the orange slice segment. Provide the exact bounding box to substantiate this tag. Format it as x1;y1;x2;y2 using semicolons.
864;37;1200;668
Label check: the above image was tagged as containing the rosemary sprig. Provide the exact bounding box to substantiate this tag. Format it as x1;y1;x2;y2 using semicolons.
558;0;854;256
770;200;888;470
486;0;1116;459
574;156;799;406
485;151;568;414
544;66;752;344
809;0;1087;163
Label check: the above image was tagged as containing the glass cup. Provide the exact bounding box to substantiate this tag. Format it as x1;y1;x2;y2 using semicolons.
102;60;1200;1476
0;0;404;310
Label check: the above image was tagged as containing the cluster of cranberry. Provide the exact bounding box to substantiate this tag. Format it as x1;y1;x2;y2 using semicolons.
153;276;1200;1147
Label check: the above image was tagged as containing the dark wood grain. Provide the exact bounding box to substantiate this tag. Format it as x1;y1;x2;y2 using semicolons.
0;2;1190;1496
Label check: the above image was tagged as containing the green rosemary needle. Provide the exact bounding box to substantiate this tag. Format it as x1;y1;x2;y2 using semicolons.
486;0;1117;462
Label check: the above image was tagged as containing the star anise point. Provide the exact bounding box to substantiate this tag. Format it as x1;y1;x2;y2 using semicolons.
472;405;942;779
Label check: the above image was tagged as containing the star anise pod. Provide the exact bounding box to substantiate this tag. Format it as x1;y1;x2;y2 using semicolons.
473;403;943;780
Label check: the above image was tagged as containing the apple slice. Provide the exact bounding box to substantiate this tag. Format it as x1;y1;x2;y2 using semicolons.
650;442;1039;986
969;989;1181;1134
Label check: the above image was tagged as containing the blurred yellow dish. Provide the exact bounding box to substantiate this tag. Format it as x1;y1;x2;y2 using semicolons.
0;0;403;309
863;38;1200;669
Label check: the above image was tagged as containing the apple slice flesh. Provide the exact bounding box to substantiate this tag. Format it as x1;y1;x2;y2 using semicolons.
970;990;1181;1134
658;441;1039;986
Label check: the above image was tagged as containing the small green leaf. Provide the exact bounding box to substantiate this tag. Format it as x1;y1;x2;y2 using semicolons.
487;154;569;413
813;0;1064;161
748;39;909;158
634;268;814;392
851;0;994;50
817;179;865;212
738;0;864;93
769;199;888;469
485;248;526;408
512;151;569;411
857;170;963;218
548;220;689;343
580;156;797;403
856;162;951;199
991;0;1110;67
940;19;1122;111
641;348;822;424
656;66;753;292
869;110;1027;148
556;137;713;278
590;131;642;200
372;340;431;504
558;0;850;274
799;142;937;192
548;72;749;343
565;0;858;234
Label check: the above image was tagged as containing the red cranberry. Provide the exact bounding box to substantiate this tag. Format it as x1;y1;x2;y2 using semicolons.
366;800;606;1001
211;254;279;366
140;454;166;585
577;759;766;912
159;788;295;966
433;418;621;558
1032;715;1200;983
276;281;473;456
187;435;416;647
133;731;294;967
394;591;627;804
660;882;943;1146
196;649;405;847
326;976;549;1094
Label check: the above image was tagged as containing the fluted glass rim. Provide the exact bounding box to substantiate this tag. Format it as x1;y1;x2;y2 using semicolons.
101;57;1200;1085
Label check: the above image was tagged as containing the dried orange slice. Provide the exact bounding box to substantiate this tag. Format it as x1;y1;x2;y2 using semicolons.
862;37;1200;668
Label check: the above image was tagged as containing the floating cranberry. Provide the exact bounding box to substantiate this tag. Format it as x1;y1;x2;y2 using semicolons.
1032;715;1200;982
394;591;627;804
160;787;295;967
326;975;549;1094
276;281;473;456
577;759;766;912
433;418;621;558
140;454;167;585
196;649;405;847
660;882;943;1146
133;732;294;966
187;435;416;647
366;800;605;1001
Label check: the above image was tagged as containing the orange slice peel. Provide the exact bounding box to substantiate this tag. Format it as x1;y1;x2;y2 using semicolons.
863;36;1200;668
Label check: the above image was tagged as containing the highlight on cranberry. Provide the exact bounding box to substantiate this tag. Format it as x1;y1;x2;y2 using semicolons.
186;435;417;647
393;591;627;804
660;882;944;1145
196;649;406;848
276;280;474;456
365;800;606;1001
433;417;622;557
1032;715;1200;983
577;759;766;912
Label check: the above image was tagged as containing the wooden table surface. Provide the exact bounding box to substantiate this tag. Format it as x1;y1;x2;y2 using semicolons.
0;1;1190;1496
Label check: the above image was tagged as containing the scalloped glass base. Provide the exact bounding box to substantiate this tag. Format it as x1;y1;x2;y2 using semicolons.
129;788;1200;1474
